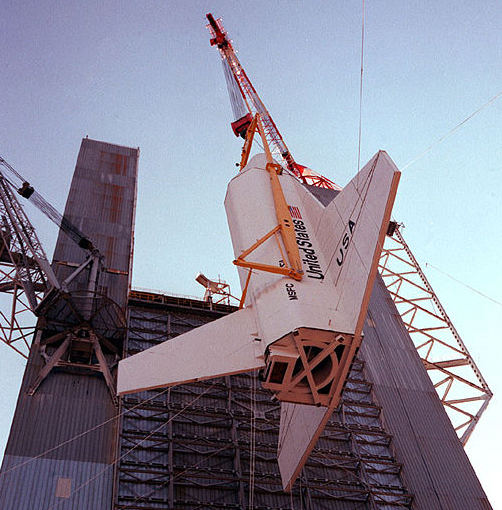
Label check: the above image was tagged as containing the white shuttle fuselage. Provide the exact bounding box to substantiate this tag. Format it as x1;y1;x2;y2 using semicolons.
225;155;363;407
117;150;400;490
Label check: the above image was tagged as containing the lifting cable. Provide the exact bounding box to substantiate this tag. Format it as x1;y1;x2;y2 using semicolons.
350;2;501;178
0;155;95;252
118;426;259;509
76;373;261;509
0;326;260;481
249;370;257;510
3;380;258;510
401;89;502;171
356;0;366;179
222;58;248;121
0;385;169;480
425;262;502;308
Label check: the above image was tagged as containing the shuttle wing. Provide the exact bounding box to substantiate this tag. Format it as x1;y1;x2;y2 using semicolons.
117;307;265;394
278;151;400;490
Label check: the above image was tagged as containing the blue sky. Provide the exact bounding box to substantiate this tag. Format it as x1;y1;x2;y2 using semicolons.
1;1;501;506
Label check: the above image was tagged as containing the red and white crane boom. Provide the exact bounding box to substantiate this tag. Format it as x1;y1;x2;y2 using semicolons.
206;13;338;189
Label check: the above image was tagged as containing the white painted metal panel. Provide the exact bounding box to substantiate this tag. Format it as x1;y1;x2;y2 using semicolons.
277;402;327;490
117;307;264;394
225;154;344;346
317;151;400;331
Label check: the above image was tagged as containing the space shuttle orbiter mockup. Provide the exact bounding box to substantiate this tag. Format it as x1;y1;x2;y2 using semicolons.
117;150;400;490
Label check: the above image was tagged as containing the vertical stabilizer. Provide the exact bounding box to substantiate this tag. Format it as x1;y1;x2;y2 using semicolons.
277;151;400;490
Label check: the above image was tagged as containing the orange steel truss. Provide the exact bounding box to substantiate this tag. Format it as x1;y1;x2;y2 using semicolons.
379;225;492;444
233;115;303;283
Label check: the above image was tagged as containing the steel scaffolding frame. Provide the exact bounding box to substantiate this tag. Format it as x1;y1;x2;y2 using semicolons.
0;168;55;358
379;227;492;444
114;293;413;510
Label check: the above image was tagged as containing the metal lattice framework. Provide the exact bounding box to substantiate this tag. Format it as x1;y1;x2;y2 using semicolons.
0;279;38;358
0;170;57;358
206;14;339;190
379;226;492;444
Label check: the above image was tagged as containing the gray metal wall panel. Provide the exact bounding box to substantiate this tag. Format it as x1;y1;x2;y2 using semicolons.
52;138;138;308
0;456;113;510
361;275;492;510
1;345;117;463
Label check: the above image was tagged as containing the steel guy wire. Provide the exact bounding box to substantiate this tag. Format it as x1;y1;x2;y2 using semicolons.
44;382;217;510
401;89;502;171
0;385;173;479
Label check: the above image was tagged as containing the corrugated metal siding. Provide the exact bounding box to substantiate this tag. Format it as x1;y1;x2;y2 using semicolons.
52;138;138;308
2;365;118;462
0;457;113;510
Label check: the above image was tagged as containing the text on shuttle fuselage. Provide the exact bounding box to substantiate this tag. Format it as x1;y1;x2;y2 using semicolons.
293;218;325;280
285;282;298;300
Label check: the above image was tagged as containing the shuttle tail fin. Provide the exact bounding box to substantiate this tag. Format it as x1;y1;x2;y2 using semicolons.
318;150;400;336
277;151;400;491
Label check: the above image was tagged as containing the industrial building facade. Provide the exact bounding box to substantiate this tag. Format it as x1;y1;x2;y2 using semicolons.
117;290;413;509
0;139;492;509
